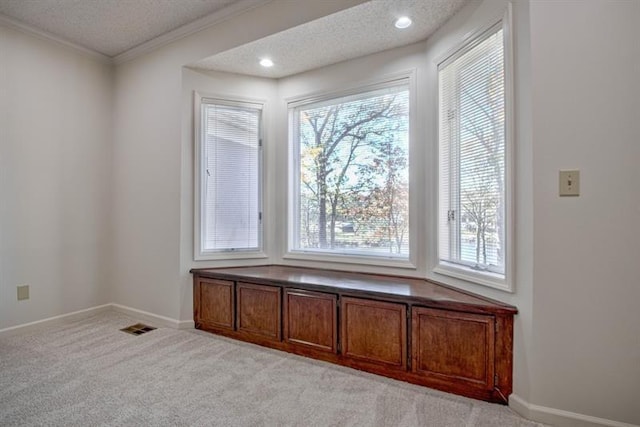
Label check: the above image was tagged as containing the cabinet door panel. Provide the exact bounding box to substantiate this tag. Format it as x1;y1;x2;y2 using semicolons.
341;297;406;369
284;289;337;353
197;279;234;330
237;282;281;340
412;307;495;389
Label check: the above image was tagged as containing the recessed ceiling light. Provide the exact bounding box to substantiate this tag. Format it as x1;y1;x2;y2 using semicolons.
395;16;412;29
260;58;274;68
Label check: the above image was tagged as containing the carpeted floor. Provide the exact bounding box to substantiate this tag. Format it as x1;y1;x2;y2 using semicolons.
0;311;546;426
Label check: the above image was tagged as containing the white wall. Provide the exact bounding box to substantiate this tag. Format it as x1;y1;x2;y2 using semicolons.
0;25;113;329
528;1;640;425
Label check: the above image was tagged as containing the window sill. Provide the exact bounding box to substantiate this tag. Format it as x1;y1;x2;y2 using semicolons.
433;262;512;293
284;251;417;270
195;251;268;262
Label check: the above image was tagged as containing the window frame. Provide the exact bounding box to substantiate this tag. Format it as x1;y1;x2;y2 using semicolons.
433;6;514;292
285;73;418;269
193;92;267;261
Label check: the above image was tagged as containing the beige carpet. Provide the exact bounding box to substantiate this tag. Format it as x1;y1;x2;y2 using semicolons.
0;311;545;426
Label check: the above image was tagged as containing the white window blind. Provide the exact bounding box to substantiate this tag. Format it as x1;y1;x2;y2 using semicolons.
290;82;410;258
438;23;507;277
201;101;261;252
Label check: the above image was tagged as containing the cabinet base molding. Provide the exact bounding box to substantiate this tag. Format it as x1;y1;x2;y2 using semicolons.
192;265;517;405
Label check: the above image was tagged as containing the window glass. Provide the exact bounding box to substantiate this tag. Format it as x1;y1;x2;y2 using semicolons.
290;83;410;258
200;101;262;253
438;24;507;277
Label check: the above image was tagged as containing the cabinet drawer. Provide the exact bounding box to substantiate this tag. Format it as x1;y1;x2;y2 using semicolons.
284;289;337;353
341;297;406;369
412;307;495;390
237;282;281;340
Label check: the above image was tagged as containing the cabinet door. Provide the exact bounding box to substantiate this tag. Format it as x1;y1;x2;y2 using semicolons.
341;297;407;369
284;289;337;353
412;307;495;390
237;282;281;340
195;278;235;330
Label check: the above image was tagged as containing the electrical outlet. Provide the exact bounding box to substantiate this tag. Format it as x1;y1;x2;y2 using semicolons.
17;285;29;301
559;170;580;196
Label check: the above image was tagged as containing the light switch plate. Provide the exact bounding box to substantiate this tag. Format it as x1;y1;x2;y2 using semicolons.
559;170;580;196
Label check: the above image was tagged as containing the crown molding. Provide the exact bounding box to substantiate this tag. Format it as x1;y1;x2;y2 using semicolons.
113;0;271;65
0;0;270;67
0;13;112;64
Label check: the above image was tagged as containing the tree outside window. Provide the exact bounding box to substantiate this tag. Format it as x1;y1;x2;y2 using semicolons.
292;84;410;258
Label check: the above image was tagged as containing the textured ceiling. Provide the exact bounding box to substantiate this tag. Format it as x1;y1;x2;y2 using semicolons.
0;0;244;57
188;0;469;79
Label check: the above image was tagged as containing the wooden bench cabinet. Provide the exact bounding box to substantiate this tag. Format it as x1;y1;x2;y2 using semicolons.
340;297;406;370
191;265;517;404
194;278;234;332
236;282;281;341
412;307;495;394
283;289;337;353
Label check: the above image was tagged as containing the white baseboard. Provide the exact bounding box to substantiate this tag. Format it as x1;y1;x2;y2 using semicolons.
0;304;113;337
177;319;196;329
510;394;638;427
110;304;194;329
0;303;195;337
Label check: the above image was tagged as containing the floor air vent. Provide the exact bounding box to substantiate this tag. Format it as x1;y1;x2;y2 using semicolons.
120;323;156;336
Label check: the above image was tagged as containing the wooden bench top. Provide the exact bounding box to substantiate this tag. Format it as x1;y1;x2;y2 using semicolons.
191;265;517;316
